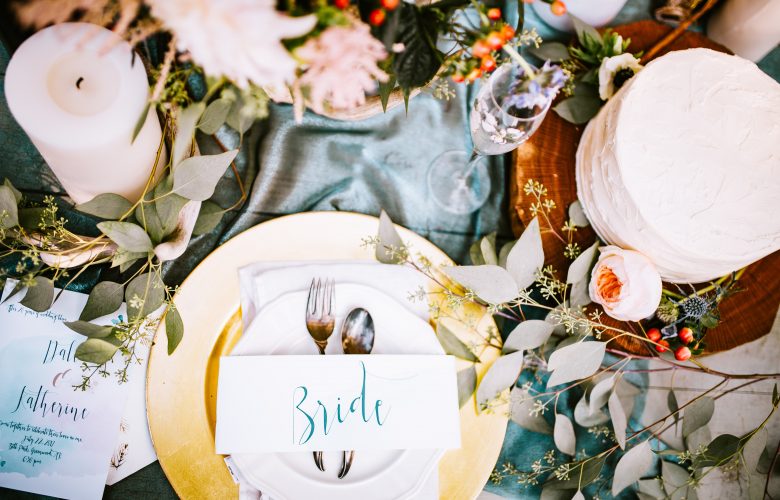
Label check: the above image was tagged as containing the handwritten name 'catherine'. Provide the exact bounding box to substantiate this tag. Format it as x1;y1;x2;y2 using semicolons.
12;385;88;422
293;361;390;445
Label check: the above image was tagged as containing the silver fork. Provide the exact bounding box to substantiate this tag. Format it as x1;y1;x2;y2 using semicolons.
305;278;335;471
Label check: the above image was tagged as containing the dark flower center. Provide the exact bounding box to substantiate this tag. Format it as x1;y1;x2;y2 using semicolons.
613;68;635;90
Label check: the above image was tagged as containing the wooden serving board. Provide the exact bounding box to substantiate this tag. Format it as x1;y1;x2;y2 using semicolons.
510;20;780;354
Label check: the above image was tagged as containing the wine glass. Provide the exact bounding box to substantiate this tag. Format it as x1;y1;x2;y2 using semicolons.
427;63;556;215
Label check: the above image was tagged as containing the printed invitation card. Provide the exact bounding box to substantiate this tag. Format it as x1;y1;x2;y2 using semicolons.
0;281;132;499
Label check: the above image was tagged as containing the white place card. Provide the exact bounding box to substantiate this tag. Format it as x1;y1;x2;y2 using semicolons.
0;282;132;499
216;355;461;453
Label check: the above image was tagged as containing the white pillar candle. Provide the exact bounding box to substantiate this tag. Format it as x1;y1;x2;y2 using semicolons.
708;0;780;62
5;22;163;204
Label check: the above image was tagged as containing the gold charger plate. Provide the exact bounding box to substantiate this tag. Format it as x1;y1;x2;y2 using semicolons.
146;211;508;499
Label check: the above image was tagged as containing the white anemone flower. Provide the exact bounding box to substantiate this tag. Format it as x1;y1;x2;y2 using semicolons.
598;53;643;100
149;0;316;88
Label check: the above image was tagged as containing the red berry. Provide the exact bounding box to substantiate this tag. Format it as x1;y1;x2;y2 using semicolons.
655;339;669;353
646;328;661;343
487;8;502;20
481;56;497;72
369;8;386;26
678;327;694;345
675;346;692;361
466;68;483;82
486;31;504;50
381;0;399;10
451;73;465;83
500;24;515;42
550;0;567;16
472;40;490;59
334;0;349;8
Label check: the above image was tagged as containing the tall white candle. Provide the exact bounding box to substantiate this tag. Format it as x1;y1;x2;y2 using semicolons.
708;0;780;62
5;23;163;204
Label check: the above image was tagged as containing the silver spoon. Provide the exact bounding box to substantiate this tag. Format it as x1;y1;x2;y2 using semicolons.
338;307;375;479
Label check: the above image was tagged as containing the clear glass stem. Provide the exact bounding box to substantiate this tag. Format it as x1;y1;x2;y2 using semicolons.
460;149;482;182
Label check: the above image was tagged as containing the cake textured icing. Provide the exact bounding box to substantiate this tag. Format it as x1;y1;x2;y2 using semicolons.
576;48;780;283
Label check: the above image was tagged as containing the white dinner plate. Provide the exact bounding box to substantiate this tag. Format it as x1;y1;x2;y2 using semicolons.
230;283;445;500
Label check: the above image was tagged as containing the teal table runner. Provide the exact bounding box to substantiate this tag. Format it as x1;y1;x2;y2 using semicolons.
1;0;778;497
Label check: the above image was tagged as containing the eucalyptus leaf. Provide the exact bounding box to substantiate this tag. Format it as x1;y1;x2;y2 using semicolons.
668;390;679;429
75;193;133;220
376;210;405;264
193;200;224;235
165;306;183;355
0;185;19;229
125;272;165;321
131;102;151;143
540;487;576;500
662;460;697;500
20;277;54;312
698;433;741;467
566;242;598;285
609;390;627;449
574;390;610;427
554;95;602;125
80;281;123;321
568;279;591;308
457;366;477;408
568;200;589;227
135;192;165;244
64;321;113;338
445;265;518;305
476;351;524;408
469;239;485;266
172;149;239;201
97;221;153;253
554;413;576;455
435;320;479;362
498;240;515;268
4;178;22;203
503;320;555;353
589;375;615;413
510;387;553;435
17;207;45;230
75;337;120;364
742;428;767;472
173;102;206;167
529;42;570;62
198;98;232;134
111;249;147;270
612;441;655;495
154;175;189;236
637;478;666;499
682;396;714;438
505;217;544;290
546;341;606;388
480;233;498;265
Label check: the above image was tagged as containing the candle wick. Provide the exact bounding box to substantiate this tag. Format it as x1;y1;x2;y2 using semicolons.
76;77;84;89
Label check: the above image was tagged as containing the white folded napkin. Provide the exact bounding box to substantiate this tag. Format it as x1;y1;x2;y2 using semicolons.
232;261;442;500
238;261;430;329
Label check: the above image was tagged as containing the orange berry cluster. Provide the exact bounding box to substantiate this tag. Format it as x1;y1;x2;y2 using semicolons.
451;9;515;83
359;0;400;26
647;327;693;361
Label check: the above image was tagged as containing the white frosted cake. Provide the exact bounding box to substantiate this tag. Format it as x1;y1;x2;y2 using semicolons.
576;48;780;283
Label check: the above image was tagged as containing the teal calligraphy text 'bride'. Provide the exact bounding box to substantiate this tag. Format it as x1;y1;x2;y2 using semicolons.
293;361;390;445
